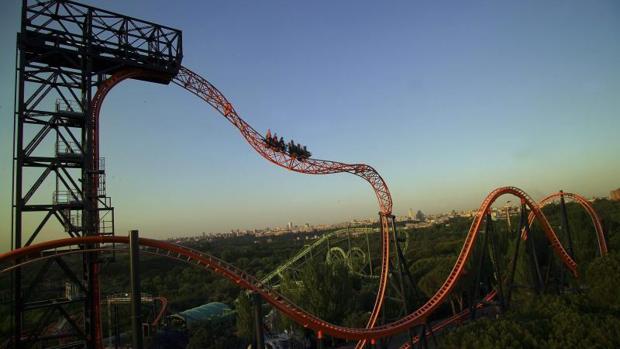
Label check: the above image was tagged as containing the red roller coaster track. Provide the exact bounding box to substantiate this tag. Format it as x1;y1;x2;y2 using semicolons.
7;65;600;346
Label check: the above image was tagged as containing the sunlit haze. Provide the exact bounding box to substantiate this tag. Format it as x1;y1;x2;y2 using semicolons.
1;0;619;251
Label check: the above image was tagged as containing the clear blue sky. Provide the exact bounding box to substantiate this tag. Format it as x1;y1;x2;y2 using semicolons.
1;0;619;249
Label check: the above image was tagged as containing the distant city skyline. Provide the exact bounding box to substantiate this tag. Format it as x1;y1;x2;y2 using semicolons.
153;192;614;240
1;0;619;251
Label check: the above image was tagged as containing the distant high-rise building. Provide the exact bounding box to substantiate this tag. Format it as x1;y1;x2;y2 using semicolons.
287;221;293;230
415;210;426;222
408;208;414;219
611;188;620;201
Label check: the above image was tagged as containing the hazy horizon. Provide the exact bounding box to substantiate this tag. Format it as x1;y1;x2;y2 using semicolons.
1;0;619;252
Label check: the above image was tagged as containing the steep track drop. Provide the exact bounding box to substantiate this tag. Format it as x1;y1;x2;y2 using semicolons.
90;66;394;343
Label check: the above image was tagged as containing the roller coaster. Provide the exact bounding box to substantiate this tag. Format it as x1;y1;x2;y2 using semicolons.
5;1;611;348
260;227;384;287
1;188;608;346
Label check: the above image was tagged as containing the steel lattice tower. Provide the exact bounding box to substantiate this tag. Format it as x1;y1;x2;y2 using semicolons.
10;1;182;347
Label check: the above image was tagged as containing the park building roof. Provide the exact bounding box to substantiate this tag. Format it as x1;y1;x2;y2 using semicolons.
170;302;233;329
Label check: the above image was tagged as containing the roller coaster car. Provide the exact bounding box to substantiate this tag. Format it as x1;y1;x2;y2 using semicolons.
287;141;312;161
265;132;311;160
265;133;286;152
296;150;312;161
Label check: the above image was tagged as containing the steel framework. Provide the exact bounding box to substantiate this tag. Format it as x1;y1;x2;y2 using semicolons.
10;1;181;347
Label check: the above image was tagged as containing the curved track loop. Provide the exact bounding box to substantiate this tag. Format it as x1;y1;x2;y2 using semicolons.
92;66;393;344
326;246;371;277
0;186;578;342
523;192;608;256
261;228;376;285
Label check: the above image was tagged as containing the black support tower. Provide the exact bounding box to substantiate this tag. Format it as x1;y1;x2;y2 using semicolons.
11;1;182;348
129;230;143;349
252;293;265;349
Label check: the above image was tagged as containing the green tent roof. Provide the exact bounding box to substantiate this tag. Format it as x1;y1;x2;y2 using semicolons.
173;302;232;327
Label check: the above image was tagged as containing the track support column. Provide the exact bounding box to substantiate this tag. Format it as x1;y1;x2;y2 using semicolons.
487;211;505;309
507;200;526;307
251;292;265;349
523;216;544;293
414;323;429;349
114;303;120;349
390;216;416;344
559;190;575;260
470;211;490;319
129;230;143;349
426;319;438;347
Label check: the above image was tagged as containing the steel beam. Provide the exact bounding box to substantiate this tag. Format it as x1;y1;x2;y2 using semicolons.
129;230;143;349
559;190;576;260
506;202;526;307
252;292;265;349
524;217;544;293
470;212;490;319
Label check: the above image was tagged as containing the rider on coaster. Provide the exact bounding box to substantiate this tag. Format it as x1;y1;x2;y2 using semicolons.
266;130;311;160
